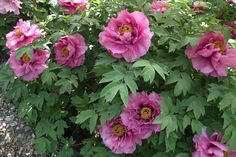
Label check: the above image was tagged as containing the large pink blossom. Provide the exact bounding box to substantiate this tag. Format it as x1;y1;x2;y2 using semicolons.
120;92;162;139
8;49;50;81
225;22;236;39
57;0;88;14
185;32;236;77
99;10;153;62
99;118;142;154
150;1;171;14
6;19;44;51
54;34;88;68
193;128;236;157
0;0;21;15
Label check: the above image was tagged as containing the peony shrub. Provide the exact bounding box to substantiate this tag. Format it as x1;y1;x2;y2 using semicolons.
1;0;236;156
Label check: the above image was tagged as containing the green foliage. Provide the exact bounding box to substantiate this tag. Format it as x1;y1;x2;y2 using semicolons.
1;0;236;156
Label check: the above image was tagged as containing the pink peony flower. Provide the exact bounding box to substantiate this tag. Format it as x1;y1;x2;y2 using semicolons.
185;32;236;77
192;0;205;12
8;49;50;81
54;34;88;68
0;0;21;15
6;19;44;51
120;92;163;139
99;10;153;62
150;1;171;14
193;128;236;157
99;118;142;154
225;22;236;39
57;0;89;14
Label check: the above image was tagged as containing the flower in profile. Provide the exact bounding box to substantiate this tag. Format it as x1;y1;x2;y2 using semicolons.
8;49;50;81
193;128;236;157
150;1;171;14
54;34;88;68
99;118;142;154
225;22;236;39
99;10;153;62
57;0;89;14
185;32;236;77
120;92;162;139
0;0;21;15
6;19;44;51
192;0;205;12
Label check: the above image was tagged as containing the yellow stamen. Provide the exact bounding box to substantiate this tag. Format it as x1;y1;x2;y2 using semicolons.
61;47;70;57
224;152;229;157
214;41;226;53
111;124;125;137
140;107;152;120
118;24;132;36
15;28;23;37
21;54;31;64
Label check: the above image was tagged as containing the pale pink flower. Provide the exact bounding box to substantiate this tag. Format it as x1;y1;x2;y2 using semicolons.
0;0;21;15
150;1;171;14
6;19;44;51
99;10;153;62
120;92;163;139
54;34;88;68
8;49;50;81
57;0;89;14
193;128;236;157
185;32;236;77
99;118;142;154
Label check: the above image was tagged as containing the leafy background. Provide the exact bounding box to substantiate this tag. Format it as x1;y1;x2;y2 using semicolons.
1;0;236;156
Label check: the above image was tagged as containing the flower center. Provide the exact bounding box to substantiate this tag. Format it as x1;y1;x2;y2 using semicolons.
111;124;125;137
214;41;226;53
61;47;70;57
224;152;229;157
140;107;152;120
21;54;31;64
118;24;132;36
15;28;23;37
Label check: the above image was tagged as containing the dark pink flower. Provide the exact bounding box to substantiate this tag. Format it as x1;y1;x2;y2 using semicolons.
54;34;88;68
192;0;205;12
99;118;142;154
120;92;162;139
225;22;236;39
193;128;236;157
185;32;236;77
57;0;89;14
6;19;44;51
150;1;171;14
0;0;21;15
99;10;153;62
8;49;50;81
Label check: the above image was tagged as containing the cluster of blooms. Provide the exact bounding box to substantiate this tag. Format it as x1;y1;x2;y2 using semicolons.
193;128;236;157
99;92;162;154
3;0;236;155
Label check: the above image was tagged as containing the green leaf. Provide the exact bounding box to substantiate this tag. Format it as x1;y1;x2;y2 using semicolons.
89;114;98;134
41;70;57;85
75;110;96;124
100;82;121;102
174;73;192;96
124;76;138;94
55;120;68;138
152;63;167;80
119;84;128;106
183;115;191;130
34;137;51;154
15;45;33;60
191;120;203;133
175;153;189;157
